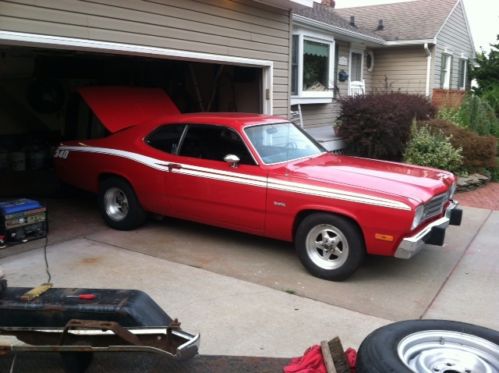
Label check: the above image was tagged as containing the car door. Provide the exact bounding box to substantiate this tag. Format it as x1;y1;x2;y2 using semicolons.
164;124;268;235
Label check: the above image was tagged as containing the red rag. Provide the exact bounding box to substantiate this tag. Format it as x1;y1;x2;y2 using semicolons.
345;347;357;371
283;345;327;373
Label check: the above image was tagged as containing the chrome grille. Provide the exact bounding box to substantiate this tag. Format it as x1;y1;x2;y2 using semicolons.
423;192;448;221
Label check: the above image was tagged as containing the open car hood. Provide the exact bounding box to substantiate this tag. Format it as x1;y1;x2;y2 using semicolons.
78;86;180;133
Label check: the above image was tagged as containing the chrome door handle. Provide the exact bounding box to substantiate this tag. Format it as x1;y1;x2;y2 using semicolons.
167;163;182;171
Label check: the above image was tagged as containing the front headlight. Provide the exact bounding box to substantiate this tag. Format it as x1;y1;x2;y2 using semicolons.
411;205;425;230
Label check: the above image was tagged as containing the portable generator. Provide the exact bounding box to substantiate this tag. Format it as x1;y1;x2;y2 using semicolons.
0;199;47;247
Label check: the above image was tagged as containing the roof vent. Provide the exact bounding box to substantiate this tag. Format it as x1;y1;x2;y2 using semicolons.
350;16;356;27
321;0;336;7
377;19;384;31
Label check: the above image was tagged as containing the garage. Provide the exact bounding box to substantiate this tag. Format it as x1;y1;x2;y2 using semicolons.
0;0;296;254
0;42;267;196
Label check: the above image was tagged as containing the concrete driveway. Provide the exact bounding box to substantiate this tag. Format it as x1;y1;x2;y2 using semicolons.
1;197;498;360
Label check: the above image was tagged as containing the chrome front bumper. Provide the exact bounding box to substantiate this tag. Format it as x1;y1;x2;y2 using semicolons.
394;201;461;259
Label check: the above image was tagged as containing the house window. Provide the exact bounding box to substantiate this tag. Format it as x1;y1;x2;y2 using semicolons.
291;32;334;104
440;53;452;89
303;40;329;91
457;58;467;90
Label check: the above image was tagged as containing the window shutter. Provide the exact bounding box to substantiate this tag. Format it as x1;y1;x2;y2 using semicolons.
333;44;339;98
291;35;299;95
440;54;446;88
448;56;453;89
465;60;471;90
458;59;464;88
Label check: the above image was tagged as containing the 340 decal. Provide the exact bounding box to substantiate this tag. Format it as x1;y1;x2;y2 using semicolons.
54;149;70;159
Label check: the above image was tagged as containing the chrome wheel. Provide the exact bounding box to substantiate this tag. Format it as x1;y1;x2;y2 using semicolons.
104;187;129;222
305;224;349;270
398;330;499;373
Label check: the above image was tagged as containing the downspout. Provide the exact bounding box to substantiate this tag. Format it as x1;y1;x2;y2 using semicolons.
424;43;432;97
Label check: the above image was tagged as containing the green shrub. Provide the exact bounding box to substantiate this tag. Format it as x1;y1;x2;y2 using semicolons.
458;95;499;136
481;84;499;118
436;106;464;126
423;119;497;170
437;95;499;137
337;93;436;161
404;125;463;173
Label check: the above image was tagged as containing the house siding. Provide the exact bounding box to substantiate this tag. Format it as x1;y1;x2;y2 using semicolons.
0;0;291;114
433;0;474;89
300;103;337;128
370;47;428;94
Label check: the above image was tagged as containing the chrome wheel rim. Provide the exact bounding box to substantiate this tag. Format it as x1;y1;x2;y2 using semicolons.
398;330;499;373
305;224;349;270
104;187;129;221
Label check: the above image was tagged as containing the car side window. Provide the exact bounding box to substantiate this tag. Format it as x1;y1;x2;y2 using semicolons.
145;124;186;154
179;125;256;165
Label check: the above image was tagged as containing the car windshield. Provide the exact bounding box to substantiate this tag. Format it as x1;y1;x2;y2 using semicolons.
244;122;326;164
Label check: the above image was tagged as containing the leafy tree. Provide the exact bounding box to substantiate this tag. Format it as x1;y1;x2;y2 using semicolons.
470;35;499;94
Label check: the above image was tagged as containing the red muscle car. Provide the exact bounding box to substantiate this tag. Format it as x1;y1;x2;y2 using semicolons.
54;86;462;281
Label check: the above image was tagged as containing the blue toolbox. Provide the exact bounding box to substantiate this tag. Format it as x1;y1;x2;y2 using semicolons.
0;199;47;246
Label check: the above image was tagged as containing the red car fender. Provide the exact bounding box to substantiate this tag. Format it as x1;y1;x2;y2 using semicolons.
293;204;366;239
289;203;412;257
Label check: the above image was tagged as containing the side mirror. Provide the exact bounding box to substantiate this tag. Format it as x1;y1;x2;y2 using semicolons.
224;154;240;168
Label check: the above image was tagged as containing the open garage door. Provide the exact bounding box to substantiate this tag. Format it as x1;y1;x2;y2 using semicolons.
0;37;271;196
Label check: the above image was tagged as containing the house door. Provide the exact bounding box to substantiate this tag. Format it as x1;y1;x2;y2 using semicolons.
349;51;365;95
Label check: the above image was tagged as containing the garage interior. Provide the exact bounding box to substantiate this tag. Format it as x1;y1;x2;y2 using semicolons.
0;44;263;255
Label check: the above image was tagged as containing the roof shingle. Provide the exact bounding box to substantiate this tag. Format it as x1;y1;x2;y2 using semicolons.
293;3;386;42
334;0;458;41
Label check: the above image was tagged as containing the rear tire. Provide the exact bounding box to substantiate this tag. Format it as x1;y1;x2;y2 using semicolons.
295;213;365;281
356;320;499;373
99;177;146;230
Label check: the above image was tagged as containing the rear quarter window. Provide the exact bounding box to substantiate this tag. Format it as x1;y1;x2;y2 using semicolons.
145;124;186;154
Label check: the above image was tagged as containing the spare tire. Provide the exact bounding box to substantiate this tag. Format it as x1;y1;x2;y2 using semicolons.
357;319;499;373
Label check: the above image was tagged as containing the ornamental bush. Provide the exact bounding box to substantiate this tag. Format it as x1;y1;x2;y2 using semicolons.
481;84;499;118
422;119;497;170
436;95;499;137
403;124;463;173
337;93;436;161
458;95;499;137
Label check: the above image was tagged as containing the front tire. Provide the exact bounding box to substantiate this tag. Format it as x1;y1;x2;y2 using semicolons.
357;320;499;373
99;177;146;230
295;213;365;281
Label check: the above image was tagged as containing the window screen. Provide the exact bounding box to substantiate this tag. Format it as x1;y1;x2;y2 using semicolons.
350;52;362;82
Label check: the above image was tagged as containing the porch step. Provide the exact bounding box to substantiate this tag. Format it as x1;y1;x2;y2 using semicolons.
305;126;345;152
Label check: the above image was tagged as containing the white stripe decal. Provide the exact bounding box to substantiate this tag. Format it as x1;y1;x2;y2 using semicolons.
58;145;411;211
60;146;170;172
